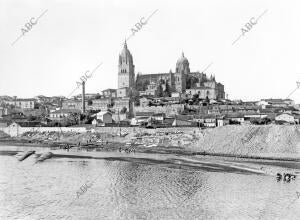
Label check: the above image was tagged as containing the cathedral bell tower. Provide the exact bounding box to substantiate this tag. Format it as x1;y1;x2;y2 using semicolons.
118;41;135;90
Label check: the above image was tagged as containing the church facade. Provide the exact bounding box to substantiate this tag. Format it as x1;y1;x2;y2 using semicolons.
117;42;225;100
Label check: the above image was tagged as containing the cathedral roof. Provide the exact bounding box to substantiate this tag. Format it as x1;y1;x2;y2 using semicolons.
119;40;133;65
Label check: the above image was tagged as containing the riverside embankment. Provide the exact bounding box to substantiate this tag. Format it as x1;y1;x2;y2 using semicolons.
0;125;299;160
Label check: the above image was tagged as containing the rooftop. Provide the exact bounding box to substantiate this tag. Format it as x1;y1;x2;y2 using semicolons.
51;109;81;114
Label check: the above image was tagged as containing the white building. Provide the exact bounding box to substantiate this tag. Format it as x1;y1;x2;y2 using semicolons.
5;99;35;109
275;113;295;124
49;109;81;121
96;111;112;124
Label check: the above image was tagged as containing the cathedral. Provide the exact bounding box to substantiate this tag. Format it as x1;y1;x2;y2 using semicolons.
117;42;225;100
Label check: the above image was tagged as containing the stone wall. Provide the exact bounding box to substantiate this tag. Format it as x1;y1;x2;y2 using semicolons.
0;124;197;138
0;126;87;137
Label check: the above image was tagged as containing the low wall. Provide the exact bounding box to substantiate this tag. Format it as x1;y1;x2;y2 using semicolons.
92;126;197;135
0;126;87;137
0;125;195;137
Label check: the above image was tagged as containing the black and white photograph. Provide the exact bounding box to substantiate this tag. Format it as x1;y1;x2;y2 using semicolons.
0;0;299;219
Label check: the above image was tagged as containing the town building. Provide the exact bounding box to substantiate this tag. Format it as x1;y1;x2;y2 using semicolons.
139;97;151;107
172;118;194;127
34;95;53;103
275;113;295;124
259;99;295;108
102;89;117;98
62;99;89;111
185;77;225;100
217;117;230;127
113;97;133;117
49;109;81;121
72;93;100;100
0;107;6;118
5;98;36;109
95;111;113;125
89;98;112;111
131;112;154;126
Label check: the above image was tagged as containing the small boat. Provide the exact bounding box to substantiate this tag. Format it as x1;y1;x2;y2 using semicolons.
36;152;53;163
17;150;35;161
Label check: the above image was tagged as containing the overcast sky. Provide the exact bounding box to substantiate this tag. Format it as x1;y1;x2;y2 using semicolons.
1;0;300;103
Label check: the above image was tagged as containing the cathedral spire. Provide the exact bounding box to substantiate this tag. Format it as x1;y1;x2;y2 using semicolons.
124;39;127;49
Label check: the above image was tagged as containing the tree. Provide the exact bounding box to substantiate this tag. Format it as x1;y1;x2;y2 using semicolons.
95;93;101;99
133;96;140;106
192;94;199;105
192;93;199;101
160;79;165;84
164;82;172;97
69;112;80;124
34;103;41;109
157;84;164;97
205;96;210;103
81;114;94;124
142;80;150;91
136;80;143;91
120;107;127;114
27;114;36;121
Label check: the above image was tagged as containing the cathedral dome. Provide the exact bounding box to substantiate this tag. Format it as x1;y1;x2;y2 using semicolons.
175;52;190;74
176;52;189;65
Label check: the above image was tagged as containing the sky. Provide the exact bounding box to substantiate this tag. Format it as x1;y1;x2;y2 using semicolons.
0;0;300;103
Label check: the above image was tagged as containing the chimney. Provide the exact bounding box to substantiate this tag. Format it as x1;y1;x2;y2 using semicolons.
82;81;86;113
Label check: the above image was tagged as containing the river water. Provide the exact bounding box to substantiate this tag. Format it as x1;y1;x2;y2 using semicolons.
0;146;299;220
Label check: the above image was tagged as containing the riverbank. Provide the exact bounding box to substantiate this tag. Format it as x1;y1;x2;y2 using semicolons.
0;125;299;161
0;146;299;180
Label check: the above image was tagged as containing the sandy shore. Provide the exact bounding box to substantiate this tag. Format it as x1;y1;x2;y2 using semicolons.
0;144;299;180
0;138;299;163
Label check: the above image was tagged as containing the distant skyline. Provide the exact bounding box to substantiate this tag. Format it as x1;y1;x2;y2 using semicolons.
1;0;300;103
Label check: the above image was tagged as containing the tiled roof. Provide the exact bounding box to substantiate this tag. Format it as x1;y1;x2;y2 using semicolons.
176;115;195;120
102;89;116;92
51;109;81;114
9;99;35;101
97;111;112;116
93;119;103;123
224;113;245;118
12;121;42;127
164;118;175;124
135;112;154;117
